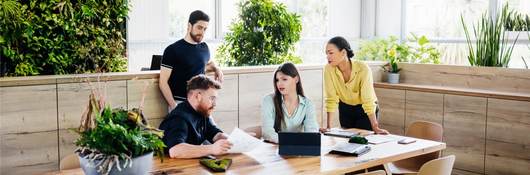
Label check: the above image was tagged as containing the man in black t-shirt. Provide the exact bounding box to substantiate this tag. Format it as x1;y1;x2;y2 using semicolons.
159;10;223;110
159;75;232;158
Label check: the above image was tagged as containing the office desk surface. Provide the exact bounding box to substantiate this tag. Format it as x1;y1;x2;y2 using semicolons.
49;130;445;175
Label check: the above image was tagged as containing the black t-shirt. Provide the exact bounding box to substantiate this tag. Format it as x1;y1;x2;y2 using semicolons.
161;39;210;100
158;101;222;154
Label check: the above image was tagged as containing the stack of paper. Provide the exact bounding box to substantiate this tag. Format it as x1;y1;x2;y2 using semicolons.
227;127;263;153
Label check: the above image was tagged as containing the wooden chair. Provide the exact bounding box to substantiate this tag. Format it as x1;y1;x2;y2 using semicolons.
60;154;80;170
384;120;443;174
243;125;262;139
356;170;387;175
417;155;455;175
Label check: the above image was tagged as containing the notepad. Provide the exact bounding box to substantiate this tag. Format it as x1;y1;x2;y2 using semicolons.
365;134;398;144
323;128;359;138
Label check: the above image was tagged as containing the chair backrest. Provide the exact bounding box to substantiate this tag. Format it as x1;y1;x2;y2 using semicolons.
405;120;444;165
417;155;455;175
356;170;387;175
244;126;262;139
150;55;162;70
60;154;80;170
406;120;443;142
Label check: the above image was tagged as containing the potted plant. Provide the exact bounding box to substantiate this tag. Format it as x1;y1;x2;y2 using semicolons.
382;46;402;84
216;0;302;66
74;82;165;175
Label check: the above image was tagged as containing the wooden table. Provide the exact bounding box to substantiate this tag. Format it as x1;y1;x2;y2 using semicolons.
49;129;445;175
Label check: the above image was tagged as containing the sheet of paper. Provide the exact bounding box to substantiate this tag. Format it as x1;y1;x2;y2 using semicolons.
365;134;399;144
227;127;262;153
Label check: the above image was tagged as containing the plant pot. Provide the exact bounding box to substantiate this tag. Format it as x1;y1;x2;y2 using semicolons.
387;73;400;84
79;152;153;175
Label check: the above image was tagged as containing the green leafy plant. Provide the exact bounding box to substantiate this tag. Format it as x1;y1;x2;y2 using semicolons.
75;82;165;175
355;36;399;61
461;4;519;67
0;0;129;76
356;35;441;64
216;0;302;66
504;4;530;31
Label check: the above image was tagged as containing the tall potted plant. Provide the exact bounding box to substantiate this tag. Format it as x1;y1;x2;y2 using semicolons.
74;82;165;175
216;0;302;66
461;3;519;67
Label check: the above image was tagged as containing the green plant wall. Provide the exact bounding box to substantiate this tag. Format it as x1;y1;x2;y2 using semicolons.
216;0;302;66
0;0;129;76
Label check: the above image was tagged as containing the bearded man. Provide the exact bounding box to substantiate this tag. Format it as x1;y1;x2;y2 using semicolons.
159;10;224;111
159;75;232;158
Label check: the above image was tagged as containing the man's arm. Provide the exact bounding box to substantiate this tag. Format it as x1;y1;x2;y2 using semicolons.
168;140;232;158
159;67;177;109
206;60;224;83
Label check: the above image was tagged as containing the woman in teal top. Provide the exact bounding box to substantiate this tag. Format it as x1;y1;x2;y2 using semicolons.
261;62;319;143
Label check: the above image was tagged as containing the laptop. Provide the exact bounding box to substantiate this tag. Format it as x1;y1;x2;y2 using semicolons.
278;132;321;156
329;142;371;156
150;55;162;70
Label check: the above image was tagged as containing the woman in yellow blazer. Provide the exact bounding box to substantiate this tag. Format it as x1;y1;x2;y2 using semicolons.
322;36;389;134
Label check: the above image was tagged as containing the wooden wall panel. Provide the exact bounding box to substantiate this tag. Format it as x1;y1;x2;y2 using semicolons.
0;85;58;175
452;169;484;175
0;85;57;134
1;131;58;175
211;75;238;132
405;91;444;129
443;95;486;173
299;70;324;126
399;63;530;94
238;72;275;130
127;79;167;120
486;99;530;175
375;88;405;135
57;81;127;161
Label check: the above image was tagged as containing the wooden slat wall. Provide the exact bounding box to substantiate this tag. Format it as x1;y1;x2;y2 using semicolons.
0;85;58;175
211;75;238;132
238;72;273;130
2;62;530;175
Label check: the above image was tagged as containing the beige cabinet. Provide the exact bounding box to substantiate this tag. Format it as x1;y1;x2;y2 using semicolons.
375;88;406;135
486;99;530;175
443;94;486;174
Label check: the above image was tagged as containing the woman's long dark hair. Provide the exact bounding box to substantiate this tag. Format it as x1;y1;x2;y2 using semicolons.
328;36;354;60
273;62;305;132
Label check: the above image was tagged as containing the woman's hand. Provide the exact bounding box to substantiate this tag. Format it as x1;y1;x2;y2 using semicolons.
373;127;389;135
319;127;330;133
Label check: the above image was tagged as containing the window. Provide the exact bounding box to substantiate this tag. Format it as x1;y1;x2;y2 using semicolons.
168;0;215;40
406;0;489;39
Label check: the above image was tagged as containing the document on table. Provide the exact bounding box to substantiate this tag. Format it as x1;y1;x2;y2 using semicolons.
365;134;399;144
227;127;262;153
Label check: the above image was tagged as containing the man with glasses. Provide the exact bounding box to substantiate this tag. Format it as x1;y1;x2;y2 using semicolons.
159;75;232;158
159;10;224;111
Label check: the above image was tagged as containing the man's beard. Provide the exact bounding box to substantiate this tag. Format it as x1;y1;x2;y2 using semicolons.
197;102;214;117
190;31;203;43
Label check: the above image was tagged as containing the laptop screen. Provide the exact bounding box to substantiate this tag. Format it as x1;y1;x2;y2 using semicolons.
278;132;321;156
278;132;321;146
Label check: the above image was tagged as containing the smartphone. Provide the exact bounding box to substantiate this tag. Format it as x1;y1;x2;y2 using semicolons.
398;138;416;144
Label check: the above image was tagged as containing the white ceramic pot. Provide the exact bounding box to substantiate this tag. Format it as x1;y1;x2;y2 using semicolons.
387;73;400;84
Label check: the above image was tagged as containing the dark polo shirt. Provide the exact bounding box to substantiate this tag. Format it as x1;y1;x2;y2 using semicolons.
159;101;222;154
